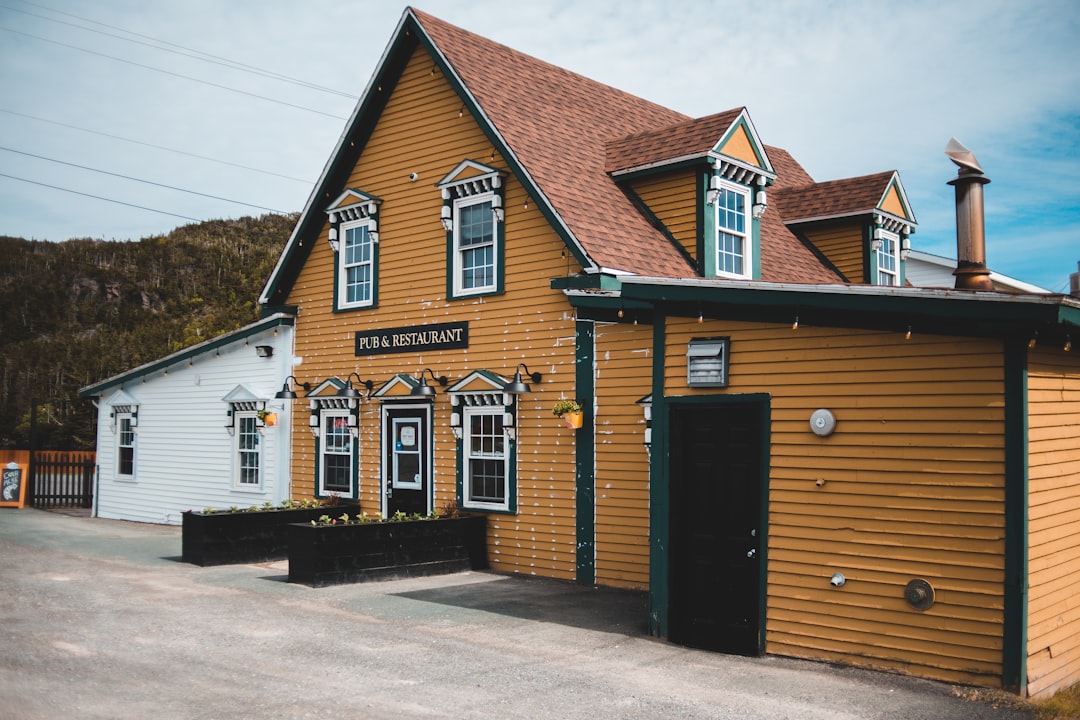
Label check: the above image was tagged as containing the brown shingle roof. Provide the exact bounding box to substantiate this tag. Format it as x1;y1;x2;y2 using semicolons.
319;8;887;287
604;109;744;174
773;171;897;225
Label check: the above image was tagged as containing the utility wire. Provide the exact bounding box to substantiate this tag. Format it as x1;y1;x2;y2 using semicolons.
0;108;312;184
0;172;200;222
3;1;359;100
0;26;349;121
0;145;290;214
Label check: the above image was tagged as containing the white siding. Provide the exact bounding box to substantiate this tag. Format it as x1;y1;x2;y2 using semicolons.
91;325;294;524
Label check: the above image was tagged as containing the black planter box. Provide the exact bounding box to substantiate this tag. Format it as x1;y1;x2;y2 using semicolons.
287;514;488;587
182;504;361;566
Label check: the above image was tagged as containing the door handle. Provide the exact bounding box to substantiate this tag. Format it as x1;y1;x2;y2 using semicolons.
747;548;756;559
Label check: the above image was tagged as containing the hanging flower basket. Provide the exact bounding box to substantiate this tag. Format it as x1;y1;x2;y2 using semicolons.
552;400;583;429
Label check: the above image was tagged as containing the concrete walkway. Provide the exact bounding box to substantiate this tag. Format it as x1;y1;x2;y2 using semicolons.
0;508;1033;719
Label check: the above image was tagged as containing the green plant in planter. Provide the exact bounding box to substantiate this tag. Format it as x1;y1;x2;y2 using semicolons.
552;399;582;417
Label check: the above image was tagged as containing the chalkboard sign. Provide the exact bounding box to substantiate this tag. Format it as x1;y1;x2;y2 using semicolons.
1;462;27;508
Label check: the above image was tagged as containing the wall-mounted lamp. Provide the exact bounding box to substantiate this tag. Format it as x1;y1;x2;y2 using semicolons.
337;372;374;398
328;227;339;253
504;363;541;394
275;375;311;399
411;368;448;397
255;345;273;358
440;206;453;232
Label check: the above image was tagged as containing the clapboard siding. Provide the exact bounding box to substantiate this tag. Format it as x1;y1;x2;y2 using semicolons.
93;325;294;525
284;44;580;580
1025;349;1080;697
801;225;864;282
593;322;653;588
663;316;1006;686
627;170;698;262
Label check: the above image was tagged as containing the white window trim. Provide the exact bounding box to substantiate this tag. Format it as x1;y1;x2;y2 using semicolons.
232;410;263;491
336;218;376;309
460;404;510;512
713;178;752;279
318;408;356;499
116;411;136;481
451;194;498;297
875;229;900;286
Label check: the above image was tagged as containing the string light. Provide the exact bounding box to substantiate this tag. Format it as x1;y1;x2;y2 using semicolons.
1066;335;1072;352
1028;331;1038;349
792;315;799;331
905;325;912;341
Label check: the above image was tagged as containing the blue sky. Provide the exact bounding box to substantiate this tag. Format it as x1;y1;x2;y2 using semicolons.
1;0;1077;292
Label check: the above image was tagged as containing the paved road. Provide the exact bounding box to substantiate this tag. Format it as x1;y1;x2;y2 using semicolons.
0;508;1033;719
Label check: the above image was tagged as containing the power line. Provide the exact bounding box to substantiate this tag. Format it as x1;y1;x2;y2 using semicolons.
0;172;201;222
0;145;291;214
0;108;312;184
3;1;359;100
0;26;350;121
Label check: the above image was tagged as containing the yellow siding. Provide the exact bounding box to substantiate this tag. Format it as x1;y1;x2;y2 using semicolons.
594;322;653;589
663;319;1006;687
803;226;864;282
628;170;698;262
719;123;759;167
881;184;907;219
285;44;582;581
1026;349;1080;698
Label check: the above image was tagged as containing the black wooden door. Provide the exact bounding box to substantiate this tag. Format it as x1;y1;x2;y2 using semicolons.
668;402;764;656
384;407;429;516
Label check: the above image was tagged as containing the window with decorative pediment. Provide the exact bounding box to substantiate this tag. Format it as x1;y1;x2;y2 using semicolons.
705;159;769;280
326;190;381;311
447;371;517;513
437;161;505;300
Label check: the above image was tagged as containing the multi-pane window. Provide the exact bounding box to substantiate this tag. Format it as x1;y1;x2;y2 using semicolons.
454;197;496;295
235;413;261;487
463;408;508;511
339;221;374;307
117;414;135;478
319;411;353;496
715;182;750;277
876;230;899;286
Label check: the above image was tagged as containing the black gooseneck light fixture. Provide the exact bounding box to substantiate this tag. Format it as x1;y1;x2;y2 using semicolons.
411;368;448;397
504;363;541;395
337;372;375;398
274;375;311;400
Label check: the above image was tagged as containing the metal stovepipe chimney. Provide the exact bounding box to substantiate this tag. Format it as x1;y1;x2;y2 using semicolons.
945;138;995;291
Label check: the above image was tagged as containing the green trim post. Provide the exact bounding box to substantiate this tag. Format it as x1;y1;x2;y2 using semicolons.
575;319;596;584
1002;338;1029;693
648;310;668;636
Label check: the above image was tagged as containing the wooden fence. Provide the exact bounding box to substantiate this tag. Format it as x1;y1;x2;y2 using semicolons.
0;450;95;509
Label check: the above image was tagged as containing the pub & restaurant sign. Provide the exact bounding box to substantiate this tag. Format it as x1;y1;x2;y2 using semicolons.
355;321;468;356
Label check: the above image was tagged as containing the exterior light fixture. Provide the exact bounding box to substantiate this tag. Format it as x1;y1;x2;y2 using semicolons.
411;368;448;397
504;363;541;395
337;372;374;398
275;376;311;400
328;226;339;253
255;345;273;358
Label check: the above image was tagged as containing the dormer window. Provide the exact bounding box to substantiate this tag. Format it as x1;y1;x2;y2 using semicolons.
874;229;900;286
438;161;505;300
713;178;751;277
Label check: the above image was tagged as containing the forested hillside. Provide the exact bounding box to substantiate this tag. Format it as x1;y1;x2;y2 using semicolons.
0;213;295;449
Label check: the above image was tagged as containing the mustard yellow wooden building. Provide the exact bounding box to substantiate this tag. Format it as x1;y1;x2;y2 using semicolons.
260;7;1080;699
